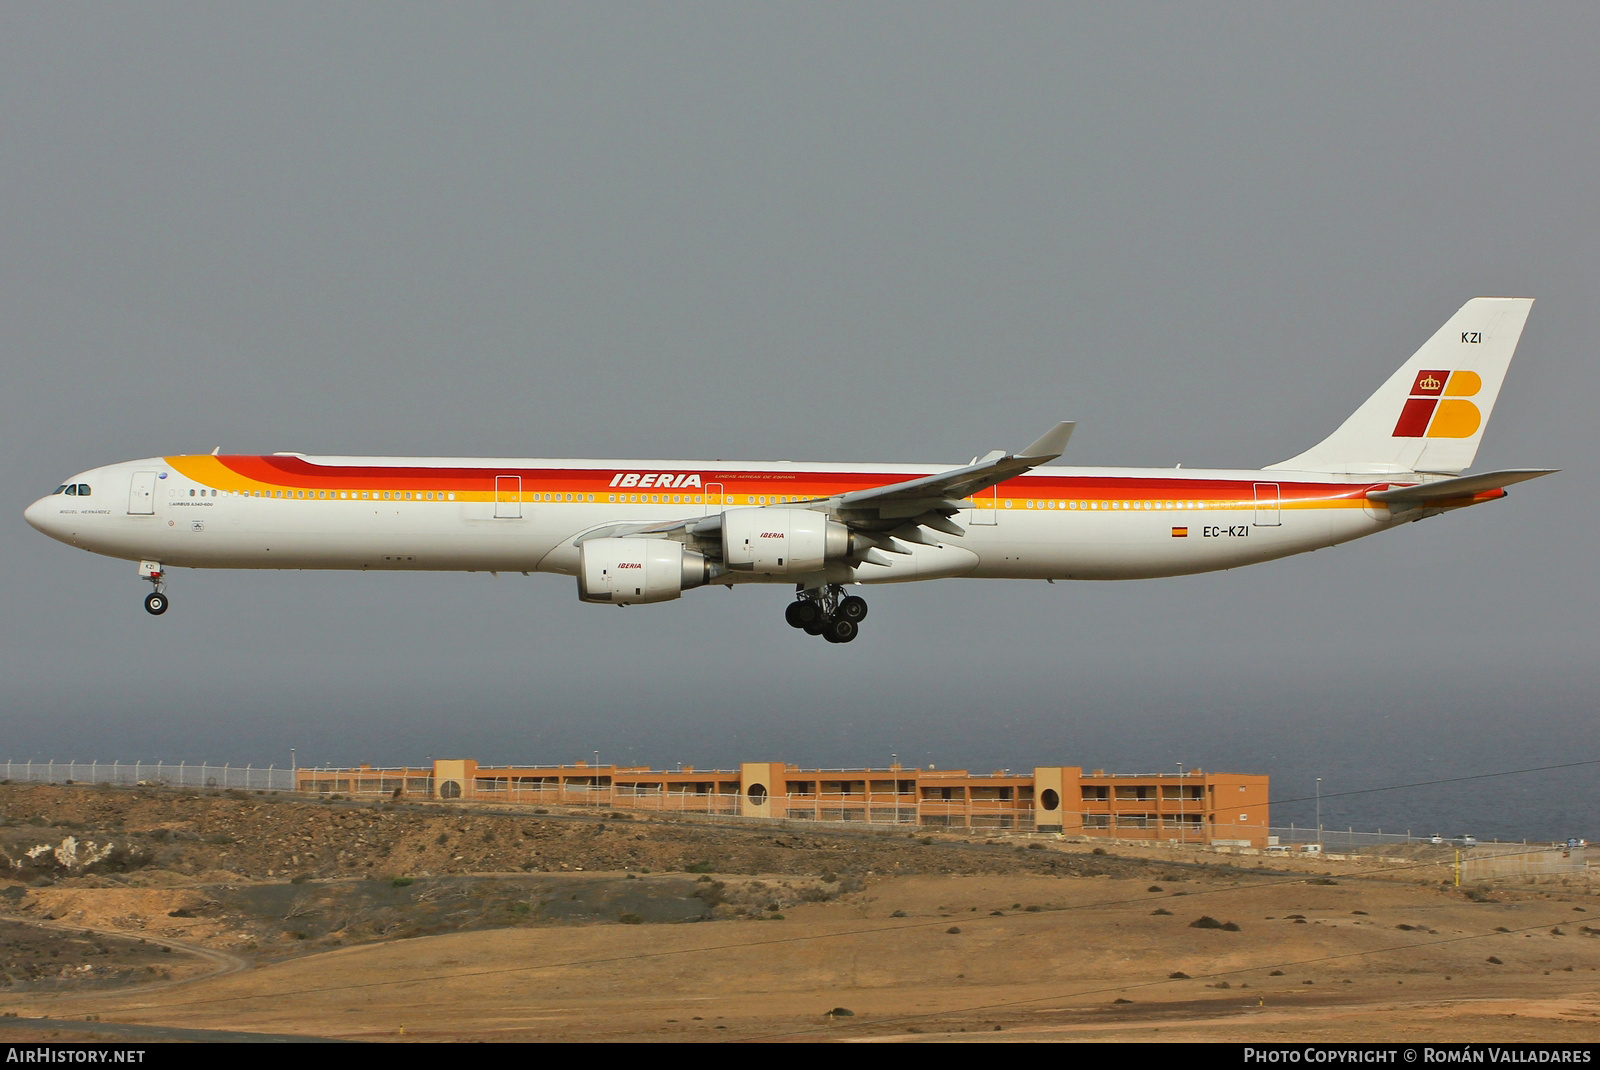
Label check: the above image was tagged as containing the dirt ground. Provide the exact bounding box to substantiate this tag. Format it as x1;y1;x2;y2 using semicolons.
1;782;1596;1042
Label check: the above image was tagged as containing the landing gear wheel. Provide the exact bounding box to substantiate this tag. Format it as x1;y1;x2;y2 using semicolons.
785;600;820;629
144;592;169;616
793;583;864;641
823;616;858;644
838;595;868;622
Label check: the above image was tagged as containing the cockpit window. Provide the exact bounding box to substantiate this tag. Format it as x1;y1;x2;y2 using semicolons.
53;485;68;495
64;484;77;496
77;484;91;496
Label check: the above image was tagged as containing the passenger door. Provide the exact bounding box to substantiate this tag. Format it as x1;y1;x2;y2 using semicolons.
494;475;522;519
128;472;157;515
1253;482;1281;527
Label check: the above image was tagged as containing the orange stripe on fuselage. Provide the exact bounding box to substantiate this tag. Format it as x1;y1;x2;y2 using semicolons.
163;455;1395;509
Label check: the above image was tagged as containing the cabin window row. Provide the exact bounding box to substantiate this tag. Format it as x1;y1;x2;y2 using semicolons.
1011;500;1224;511
153;489;1247;511
200;489;463;500
603;494;818;506
181;489;623;501
611;493;699;504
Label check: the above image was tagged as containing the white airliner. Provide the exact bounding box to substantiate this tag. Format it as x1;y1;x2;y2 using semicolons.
26;298;1551;643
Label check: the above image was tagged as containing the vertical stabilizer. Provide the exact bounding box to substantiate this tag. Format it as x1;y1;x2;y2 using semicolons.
1268;298;1532;475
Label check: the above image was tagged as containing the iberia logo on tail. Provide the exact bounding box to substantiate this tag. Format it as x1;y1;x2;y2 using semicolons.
1392;369;1482;438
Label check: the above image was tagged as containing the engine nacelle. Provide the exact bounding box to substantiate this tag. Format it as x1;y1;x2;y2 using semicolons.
722;507;851;573
577;538;711;604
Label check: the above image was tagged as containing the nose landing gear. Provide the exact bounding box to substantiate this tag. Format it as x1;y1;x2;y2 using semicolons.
139;561;168;616
787;584;865;643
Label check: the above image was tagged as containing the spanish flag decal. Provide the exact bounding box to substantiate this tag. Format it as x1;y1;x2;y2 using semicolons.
1171;526;1188;538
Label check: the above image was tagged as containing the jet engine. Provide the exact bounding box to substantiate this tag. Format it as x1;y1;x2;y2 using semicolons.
722;507;851;573
577;538;713;604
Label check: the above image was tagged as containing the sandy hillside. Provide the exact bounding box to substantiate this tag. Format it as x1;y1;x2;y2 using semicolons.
1;783;1596;1042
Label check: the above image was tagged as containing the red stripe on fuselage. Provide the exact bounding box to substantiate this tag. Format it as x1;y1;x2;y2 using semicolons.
212;456;1385;503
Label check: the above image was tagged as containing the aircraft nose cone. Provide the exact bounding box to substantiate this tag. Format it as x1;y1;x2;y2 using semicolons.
24;496;59;536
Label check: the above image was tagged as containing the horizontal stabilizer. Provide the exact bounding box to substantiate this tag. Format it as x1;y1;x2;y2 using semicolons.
1367;468;1555;506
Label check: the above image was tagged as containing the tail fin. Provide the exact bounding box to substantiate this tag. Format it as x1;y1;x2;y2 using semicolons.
1268;297;1533;475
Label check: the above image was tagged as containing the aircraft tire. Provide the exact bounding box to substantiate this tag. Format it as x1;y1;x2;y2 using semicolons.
824;617;858;644
838;595;868;622
803;615;828;636
144;592;168;616
785;601;817;629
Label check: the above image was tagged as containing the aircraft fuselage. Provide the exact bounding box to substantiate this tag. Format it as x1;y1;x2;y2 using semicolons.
27;452;1432;584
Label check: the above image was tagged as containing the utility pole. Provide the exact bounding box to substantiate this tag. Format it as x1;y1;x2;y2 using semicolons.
1316;777;1323;851
891;753;898;826
1176;763;1184;844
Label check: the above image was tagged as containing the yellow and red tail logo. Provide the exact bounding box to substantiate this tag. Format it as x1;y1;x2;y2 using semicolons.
1392;369;1482;438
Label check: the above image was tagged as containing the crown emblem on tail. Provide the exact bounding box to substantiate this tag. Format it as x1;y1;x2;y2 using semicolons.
1394;369;1483;438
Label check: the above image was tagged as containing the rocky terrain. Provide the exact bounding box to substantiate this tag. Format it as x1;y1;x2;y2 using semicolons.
1;781;1595;1043
0;781;1153;969
1;781;1127;884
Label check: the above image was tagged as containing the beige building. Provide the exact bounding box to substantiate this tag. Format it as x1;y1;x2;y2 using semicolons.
297;758;1270;846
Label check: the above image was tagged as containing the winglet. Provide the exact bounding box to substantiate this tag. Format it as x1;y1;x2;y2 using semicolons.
1019;421;1074;461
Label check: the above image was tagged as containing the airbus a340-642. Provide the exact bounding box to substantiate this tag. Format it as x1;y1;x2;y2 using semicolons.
26;298;1551;643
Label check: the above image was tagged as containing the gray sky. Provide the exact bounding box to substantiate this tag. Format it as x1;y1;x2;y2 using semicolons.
4;4;1596;838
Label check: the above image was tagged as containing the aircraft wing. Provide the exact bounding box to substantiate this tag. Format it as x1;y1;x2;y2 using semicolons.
804;421;1074;559
822;422;1074;522
1367;468;1555;506
571;421;1074;564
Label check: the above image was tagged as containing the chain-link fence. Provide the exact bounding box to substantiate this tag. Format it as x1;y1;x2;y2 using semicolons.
1460;845;1589;881
1268;825;1559;850
2;759;293;792
1274;825;1443;849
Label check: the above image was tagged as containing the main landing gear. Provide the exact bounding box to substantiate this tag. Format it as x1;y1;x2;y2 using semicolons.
786;584;868;644
140;561;168;616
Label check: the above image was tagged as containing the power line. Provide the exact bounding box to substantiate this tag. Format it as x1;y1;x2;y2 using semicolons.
1268;757;1600;808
